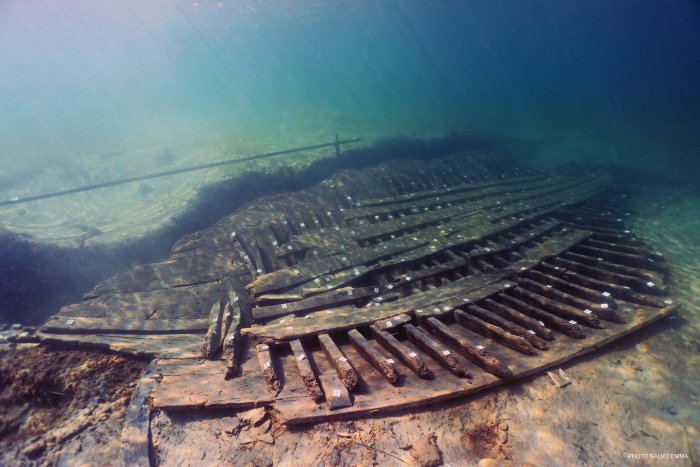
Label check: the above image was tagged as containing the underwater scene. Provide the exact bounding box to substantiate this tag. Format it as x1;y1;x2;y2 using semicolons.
1;1;699;465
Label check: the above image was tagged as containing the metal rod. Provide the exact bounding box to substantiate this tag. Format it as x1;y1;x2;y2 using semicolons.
0;137;361;207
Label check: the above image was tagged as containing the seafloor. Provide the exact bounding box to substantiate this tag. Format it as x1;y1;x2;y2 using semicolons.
0;158;698;466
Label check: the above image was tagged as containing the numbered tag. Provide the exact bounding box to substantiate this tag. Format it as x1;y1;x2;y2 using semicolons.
409;352;418;358
569;320;577;325
442;350;451;356
476;345;485;350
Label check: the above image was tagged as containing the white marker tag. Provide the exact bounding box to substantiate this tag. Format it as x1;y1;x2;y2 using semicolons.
386;359;395;364
300;223;305;227
569;320;577;325
313;250;318;256
314;219;319;224
374;288;380;294
279;318;286;323
624;230;631;234
584;309;592;315
647;281;655;287
288;245;293;250
230;231;236;239
256;269;263;274
385;321;393;328
243;255;249;261
554;266;560;270
442;350;451;356
538;320;545;326
333;389;342;398
409;352;418;358
327;211;332;216
338;357;348;363
294;269;300;275
341;257;347;262
387;284;394;290
286;326;293;330
664;299;673;305
406;276;411;281
260;344;269;350
272;240;278;246
66;319;75;325
347;289;353;296
545;285;553;289
297;354;306;361
283;220;288;224
354;269;360;276
600;303;609;309
234;296;239;302
264;361;271;370
602;292;611;297
416;309;424;313
20;332;29;338
528;330;536;334
462;298;470;302
315;278;321;283
476;345;485;350
443;306;451;311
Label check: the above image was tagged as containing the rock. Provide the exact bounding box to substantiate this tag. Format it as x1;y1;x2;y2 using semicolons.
499;421;509;432
259;432;275;445
21;439;46;458
498;430;509;445
241;407;267;426
329;447;342;466
398;438;412;450
238;434;254;445
410;433;442;467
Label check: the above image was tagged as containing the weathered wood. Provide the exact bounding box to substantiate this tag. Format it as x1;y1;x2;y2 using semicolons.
256;343;280;393
404;324;470;378
317;370;352;410
119;360;157;467
370;324;432;379
42;316;209;334
201;301;224;359
318;333;358;390
467;303;547;351
347;329;398;384
252;286;375;321
455;308;535;355
518;277;625;323
423;318;513;378
223;301;244;378
508;287;600;328
481;298;554;341
497;294;586;339
289;339;323;402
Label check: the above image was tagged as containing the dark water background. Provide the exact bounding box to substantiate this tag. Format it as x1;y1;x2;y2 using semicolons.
1;0;699;182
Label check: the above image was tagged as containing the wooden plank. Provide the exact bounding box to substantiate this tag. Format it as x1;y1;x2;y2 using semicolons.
347;329;398;385
119;360;157;467
318;334;358;390
423;318;513;378
317;370;352;410
370;324;432;379
223;301;244;378
464;303;549;350
201;301;224;359
481;298;555;341
256;343;280;393
507;287;600;328
497;294;586;339
42;316;209;334
252;287;375;320
289;339;323;402
454;309;535;355
36;331;202;358
404;324;471;378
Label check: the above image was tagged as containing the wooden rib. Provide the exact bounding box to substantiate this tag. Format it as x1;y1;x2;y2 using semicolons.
347;329;398;384
317;370;352;410
404;324;471;378
423;318;512;378
318;334;358;391
481;298;554;341
497;294;586;339
289;339;323;403
223;301;244;379
552;256;663;295
370;324;432;379
574;244;669;273
517;277;625;323
256;343;280;393
507;287;600;328
524;269;616;308
462;305;547;350
200;301;223;359
540;262;666;307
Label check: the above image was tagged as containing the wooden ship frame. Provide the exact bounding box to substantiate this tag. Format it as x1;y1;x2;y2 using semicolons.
33;151;675;427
